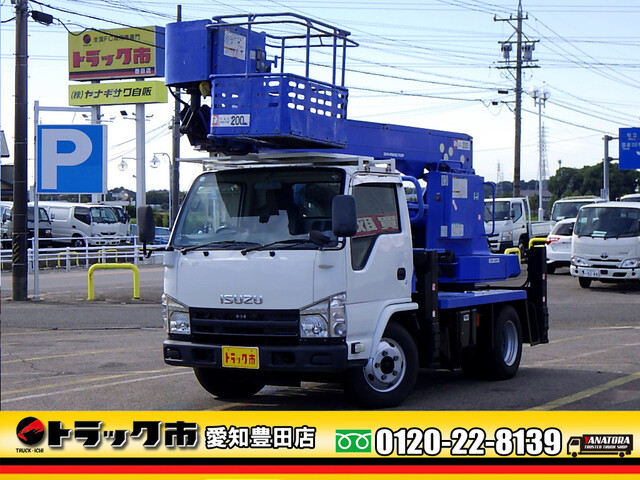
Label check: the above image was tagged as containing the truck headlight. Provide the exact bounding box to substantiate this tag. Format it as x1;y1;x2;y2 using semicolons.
571;256;589;267
300;293;347;338
162;294;191;335
621;258;640;268
500;231;513;242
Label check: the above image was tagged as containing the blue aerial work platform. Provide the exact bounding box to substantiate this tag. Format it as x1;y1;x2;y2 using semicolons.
164;12;521;285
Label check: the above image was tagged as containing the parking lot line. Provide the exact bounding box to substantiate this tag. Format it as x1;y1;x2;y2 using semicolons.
2;346;156;364
2;368;185;399
527;371;640;411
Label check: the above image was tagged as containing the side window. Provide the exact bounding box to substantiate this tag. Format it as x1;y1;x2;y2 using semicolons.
74;207;91;225
351;183;401;270
512;203;523;222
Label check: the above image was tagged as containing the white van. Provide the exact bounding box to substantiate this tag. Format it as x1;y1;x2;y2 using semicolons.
39;201;122;247
570;201;640;288
550;196;605;223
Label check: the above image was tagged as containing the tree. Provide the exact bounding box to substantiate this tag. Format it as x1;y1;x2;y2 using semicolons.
548;162;639;200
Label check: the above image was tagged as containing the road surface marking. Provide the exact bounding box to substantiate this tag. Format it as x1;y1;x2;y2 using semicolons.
527;371;640;411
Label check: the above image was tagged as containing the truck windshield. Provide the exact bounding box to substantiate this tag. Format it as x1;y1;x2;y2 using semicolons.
484;200;511;222
172;167;344;249
575;207;640;238
551;201;592;221
89;206;118;224
27;207;51;223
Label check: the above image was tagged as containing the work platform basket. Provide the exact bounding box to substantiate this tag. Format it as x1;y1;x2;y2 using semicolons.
165;13;358;151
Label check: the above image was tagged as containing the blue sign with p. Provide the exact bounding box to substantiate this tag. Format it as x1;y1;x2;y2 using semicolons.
37;125;107;193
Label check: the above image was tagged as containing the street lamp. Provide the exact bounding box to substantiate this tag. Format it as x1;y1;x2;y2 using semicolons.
530;86;550;220
118;157;135;172
150;152;174;226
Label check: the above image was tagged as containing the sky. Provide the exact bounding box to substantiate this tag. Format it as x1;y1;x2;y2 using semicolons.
2;0;640;194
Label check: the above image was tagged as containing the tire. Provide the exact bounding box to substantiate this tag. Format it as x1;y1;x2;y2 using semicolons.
71;236;85;248
193;367;265;399
344;322;418;408
547;263;556;275
483;305;522;380
578;276;592;289
518;236;528;262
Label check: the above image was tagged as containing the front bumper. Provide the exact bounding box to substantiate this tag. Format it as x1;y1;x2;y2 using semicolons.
487;235;513;253
570;265;640;281
163;339;349;373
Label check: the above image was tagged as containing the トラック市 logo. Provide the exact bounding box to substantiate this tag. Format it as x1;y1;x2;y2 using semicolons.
16;417;46;446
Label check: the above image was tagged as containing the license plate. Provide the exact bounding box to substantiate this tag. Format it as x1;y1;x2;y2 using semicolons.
582;268;600;278
222;346;259;369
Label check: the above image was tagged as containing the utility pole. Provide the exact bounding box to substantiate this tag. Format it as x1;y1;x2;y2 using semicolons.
13;0;29;301
171;4;182;227
602;135;616;201
495;0;538;198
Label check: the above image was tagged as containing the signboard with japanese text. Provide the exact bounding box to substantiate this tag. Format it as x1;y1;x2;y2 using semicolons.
0;410;639;478
619;127;640;170
68;26;165;81
36;125;107;194
69;80;168;106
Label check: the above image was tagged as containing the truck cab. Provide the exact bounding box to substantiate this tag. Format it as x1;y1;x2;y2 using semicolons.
484;197;552;253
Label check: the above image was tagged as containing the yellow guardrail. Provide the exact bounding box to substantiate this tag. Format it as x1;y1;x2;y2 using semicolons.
529;237;548;248
57;251;80;268
87;263;140;300
100;248;118;263
504;247;521;262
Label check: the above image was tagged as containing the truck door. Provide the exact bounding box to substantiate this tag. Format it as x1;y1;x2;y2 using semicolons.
346;182;413;335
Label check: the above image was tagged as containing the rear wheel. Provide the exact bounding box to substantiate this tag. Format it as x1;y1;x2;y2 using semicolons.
344;322;418;408
547;263;556;275
193;368;265;399
578;276;592;289
483;305;522;380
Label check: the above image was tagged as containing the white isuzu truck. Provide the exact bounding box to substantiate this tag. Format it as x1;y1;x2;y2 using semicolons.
137;13;549;408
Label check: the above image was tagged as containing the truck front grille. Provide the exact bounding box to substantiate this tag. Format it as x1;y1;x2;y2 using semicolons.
189;308;300;346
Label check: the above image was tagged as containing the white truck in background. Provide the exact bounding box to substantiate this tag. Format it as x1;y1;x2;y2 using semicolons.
571;201;640;288
550;196;605;223
484;197;553;253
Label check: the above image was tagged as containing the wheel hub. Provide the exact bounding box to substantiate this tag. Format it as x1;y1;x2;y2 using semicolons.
363;338;406;392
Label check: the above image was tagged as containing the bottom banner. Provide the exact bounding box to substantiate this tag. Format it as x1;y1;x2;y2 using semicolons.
1;411;638;477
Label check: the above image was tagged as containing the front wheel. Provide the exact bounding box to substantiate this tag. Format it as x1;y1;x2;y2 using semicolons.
193;367;265;399
483;305;522;380
71;236;85;248
578;276;592;288
344;322;418;408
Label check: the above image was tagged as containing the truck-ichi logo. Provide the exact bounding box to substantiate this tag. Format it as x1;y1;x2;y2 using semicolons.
16;417;46;446
567;434;633;457
220;294;264;305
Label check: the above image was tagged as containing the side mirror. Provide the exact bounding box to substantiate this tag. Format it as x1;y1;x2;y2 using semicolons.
137;206;156;244
332;195;357;237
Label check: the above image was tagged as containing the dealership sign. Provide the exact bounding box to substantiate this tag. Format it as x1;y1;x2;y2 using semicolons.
68;26;165;81
68;80;167;106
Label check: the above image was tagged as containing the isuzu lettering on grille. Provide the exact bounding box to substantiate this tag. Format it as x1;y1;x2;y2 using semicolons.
220;294;264;305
